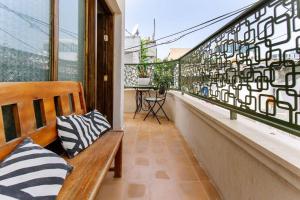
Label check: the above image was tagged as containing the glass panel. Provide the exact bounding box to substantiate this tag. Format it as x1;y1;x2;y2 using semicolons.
0;0;50;81
58;0;85;82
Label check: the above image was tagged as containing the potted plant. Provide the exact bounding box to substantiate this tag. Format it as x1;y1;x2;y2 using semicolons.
153;62;174;90
137;63;150;85
137;39;150;85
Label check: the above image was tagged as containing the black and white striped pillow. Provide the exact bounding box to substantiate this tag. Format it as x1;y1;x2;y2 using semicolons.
0;138;72;200
56;109;111;158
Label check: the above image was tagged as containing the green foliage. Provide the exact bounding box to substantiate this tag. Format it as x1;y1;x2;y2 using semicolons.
137;64;148;78
153;62;174;89
137;39;150;78
155;58;162;63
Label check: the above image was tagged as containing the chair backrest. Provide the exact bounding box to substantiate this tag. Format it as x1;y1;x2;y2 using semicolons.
156;85;167;99
0;81;86;160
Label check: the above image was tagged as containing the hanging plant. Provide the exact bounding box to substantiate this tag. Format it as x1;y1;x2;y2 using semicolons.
137;39;150;78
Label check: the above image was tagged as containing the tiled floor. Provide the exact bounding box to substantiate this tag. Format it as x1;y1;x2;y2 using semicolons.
96;113;221;200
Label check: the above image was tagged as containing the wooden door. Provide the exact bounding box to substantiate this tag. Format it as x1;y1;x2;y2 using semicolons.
97;1;114;124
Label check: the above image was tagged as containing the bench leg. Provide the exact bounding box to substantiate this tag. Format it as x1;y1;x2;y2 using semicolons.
114;140;122;178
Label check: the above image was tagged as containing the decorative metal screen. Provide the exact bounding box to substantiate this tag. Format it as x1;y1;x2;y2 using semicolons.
124;64;155;87
180;0;300;135
124;61;179;89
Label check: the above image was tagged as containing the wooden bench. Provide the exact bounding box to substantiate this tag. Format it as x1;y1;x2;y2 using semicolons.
0;81;123;200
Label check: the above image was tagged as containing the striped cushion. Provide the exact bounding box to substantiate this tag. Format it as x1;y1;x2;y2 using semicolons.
0;138;72;200
56;109;111;158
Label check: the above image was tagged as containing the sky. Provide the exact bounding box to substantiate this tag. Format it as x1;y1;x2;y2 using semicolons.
125;0;257;59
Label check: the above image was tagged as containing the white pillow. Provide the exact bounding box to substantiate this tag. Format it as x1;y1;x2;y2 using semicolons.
0;138;72;200
56;110;111;158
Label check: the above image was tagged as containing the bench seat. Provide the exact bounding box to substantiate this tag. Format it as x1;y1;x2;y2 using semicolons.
0;82;124;200
58;131;123;200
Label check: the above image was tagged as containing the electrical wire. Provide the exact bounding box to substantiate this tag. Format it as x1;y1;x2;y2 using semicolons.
125;4;252;54
126;2;294;55
125;2;255;51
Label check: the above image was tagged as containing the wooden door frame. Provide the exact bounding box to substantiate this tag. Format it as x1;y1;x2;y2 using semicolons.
85;0;97;111
106;14;114;124
50;0;59;81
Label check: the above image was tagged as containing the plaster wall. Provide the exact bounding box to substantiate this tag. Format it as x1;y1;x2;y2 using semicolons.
164;92;300;200
106;0;125;130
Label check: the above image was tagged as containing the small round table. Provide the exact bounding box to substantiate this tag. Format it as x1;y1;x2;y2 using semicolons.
133;85;156;119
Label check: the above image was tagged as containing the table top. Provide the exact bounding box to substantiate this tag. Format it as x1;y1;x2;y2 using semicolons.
131;85;156;89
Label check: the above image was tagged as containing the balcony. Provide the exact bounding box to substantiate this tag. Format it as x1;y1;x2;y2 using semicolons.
122;0;300;199
0;0;299;199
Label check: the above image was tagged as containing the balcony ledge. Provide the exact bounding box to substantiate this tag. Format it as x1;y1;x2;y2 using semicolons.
168;90;300;190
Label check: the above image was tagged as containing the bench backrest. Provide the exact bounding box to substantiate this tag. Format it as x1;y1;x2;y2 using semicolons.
0;81;86;160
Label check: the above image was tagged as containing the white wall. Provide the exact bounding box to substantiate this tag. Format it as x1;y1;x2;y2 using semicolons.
164;92;300;200
105;0;125;130
124;89;136;113
124;36;141;64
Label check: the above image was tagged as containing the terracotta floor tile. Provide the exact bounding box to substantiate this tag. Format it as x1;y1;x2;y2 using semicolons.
127;183;147;198
124;166;151;182
96;173;125;200
170;165;200;181
177;181;209;200
154;157;168;165
155;170;170;180
149;181;180;200
96;113;220;200
135;157;150;166
135;141;149;154
169;154;193;166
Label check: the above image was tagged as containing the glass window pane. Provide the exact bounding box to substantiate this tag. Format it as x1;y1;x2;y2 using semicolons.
58;0;85;82
0;0;50;82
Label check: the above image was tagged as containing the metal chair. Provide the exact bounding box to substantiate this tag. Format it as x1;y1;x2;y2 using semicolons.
143;86;169;124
